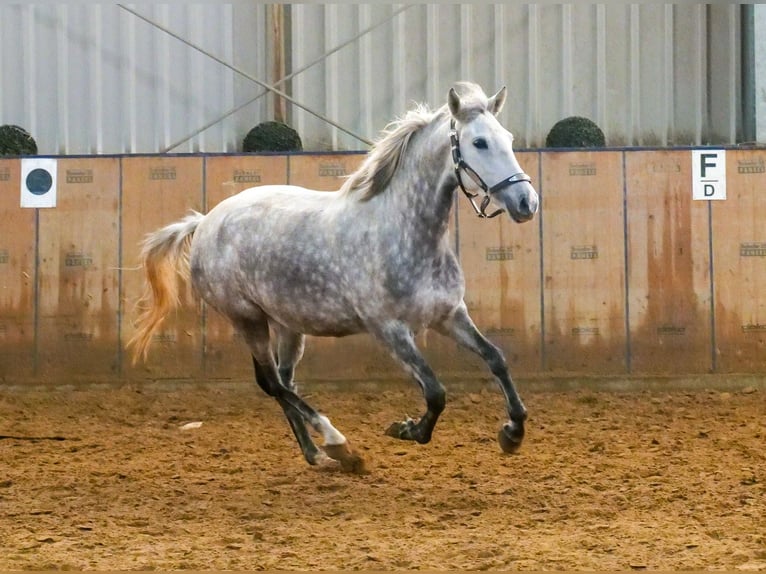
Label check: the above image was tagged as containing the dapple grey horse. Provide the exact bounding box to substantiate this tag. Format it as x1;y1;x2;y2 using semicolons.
129;81;539;472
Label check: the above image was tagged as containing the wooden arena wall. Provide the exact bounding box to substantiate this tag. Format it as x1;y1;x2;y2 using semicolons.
0;150;764;384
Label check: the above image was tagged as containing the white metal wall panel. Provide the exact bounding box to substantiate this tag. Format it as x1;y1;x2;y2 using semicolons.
0;4;745;154
289;4;741;150
0;3;264;154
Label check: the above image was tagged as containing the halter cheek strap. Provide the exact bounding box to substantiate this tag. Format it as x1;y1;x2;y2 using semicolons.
449;118;531;219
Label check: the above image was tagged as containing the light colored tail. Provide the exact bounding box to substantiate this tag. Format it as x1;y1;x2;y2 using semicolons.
127;211;204;364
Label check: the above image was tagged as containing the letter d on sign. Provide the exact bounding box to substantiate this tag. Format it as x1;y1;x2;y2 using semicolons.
692;149;726;201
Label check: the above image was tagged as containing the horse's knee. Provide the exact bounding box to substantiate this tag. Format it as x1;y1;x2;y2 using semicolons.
483;344;508;376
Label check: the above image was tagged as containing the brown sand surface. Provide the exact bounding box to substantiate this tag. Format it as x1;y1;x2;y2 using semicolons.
1;379;764;570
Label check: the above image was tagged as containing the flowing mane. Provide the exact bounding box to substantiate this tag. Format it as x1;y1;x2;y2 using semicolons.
340;104;447;201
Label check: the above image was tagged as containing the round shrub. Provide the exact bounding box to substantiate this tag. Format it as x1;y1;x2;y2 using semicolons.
0;125;38;156
545;116;605;148
243;121;302;152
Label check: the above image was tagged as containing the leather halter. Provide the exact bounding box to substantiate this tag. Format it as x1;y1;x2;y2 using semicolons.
449;118;532;219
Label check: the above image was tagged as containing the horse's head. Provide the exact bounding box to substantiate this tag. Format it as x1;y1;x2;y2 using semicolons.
448;83;539;223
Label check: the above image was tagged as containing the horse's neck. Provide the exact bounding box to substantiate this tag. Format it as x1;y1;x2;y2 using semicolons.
382;124;456;246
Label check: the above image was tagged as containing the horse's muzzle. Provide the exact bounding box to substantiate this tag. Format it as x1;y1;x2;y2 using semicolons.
499;182;539;223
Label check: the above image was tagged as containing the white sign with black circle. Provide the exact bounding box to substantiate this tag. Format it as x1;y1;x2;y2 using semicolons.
20;158;58;208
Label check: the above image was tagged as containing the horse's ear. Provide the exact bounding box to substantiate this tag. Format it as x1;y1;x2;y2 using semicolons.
448;87;461;118
489;86;507;115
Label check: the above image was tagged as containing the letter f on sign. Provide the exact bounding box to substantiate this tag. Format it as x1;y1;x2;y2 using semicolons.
700;153;717;178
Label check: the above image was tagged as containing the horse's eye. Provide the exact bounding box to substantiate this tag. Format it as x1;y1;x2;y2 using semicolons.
473;137;488;150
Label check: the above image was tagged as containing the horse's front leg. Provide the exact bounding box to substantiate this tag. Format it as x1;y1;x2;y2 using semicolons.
435;304;527;453
373;322;446;444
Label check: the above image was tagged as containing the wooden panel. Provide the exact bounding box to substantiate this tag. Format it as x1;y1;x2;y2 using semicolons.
458;151;542;375
541;151;626;373
121;156;204;380
711;150;766;372
203;155;288;380
205;154;289;210
36;158;120;382
288;153;365;190
0;159;36;381
625;151;712;373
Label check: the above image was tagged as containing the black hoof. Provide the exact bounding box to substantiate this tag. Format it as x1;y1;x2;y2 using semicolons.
498;421;524;454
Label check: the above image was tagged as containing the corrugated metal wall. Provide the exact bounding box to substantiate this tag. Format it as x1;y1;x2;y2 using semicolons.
0;4;744;154
290;4;742;150
0;3;268;154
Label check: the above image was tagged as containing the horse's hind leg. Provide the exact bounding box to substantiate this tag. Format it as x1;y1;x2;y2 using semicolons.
434;303;527;453
251;356;323;466
269;324;320;463
236;316;365;472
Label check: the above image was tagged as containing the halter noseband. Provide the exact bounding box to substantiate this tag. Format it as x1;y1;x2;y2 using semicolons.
449;118;532;219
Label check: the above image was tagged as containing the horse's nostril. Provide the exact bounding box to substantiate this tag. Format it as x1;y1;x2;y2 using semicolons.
519;196;530;214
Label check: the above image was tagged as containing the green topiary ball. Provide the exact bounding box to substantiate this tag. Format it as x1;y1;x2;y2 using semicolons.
243;121;302;152
545;116;605;148
0;125;38;156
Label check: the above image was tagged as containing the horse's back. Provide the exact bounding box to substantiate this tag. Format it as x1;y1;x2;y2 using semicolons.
209;184;338;215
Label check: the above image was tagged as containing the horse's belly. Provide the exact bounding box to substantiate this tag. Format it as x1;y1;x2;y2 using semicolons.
261;298;365;337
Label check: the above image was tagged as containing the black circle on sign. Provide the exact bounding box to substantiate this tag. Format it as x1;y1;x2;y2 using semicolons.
26;168;53;195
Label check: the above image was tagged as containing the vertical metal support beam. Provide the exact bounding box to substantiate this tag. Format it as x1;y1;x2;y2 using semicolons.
629;5;641;145
696;4;708;143
159;4;171;151
92;5;104;154
22;5;37;138
663;5;675;146
325;4;339;149
271;4;286;123
494;5;505;93
57;5;70;154
124;6;137;152
391;4;406;115
753;4;766;142
426;5;439;106
727;4;739;144
358;4;373;137
561;4;572;117
741;4;756;142
460;5;472;80
595;5;607;133
526;4;540;147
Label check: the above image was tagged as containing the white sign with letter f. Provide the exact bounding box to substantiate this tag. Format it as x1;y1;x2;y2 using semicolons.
692;149;726;201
